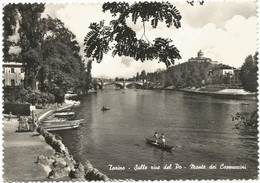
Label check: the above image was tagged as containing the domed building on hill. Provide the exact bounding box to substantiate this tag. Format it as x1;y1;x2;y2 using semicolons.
188;50;218;65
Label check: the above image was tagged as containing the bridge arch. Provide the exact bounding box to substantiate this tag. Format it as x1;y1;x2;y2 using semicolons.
125;82;143;88
103;82;124;88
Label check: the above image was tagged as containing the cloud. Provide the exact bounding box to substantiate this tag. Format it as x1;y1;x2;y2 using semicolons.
132;15;257;69
43;3;257;78
121;57;132;67
91;54;166;79
176;1;257;28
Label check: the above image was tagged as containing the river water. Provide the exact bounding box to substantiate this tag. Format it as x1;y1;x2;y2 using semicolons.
57;89;258;180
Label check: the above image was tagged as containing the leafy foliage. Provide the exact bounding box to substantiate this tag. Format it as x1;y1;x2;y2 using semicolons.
3;4;46;89
3;4;18;61
102;2;182;28
3;4;91;103
38;17;89;95
84;22;112;62
144;61;214;88
240;52;258;92
232;111;258;129
84;1;182;67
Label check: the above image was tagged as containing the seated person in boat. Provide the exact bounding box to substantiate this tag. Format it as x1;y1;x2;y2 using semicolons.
160;134;165;146
153;132;158;143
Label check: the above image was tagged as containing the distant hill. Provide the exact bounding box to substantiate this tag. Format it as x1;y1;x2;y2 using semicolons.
146;61;237;88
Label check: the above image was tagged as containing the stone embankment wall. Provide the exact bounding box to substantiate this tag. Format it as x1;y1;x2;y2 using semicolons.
36;126;109;181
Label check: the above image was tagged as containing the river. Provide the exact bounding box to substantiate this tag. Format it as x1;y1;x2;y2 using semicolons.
56;89;258;180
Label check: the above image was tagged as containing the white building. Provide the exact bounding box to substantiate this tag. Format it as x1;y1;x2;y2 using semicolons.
222;69;234;75
3;62;25;87
188;50;218;65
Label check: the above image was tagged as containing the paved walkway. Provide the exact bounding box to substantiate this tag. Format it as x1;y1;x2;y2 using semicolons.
3;103;74;181
3;118;55;182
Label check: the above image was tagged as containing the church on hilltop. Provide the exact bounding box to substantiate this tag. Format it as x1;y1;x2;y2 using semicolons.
188;50;218;65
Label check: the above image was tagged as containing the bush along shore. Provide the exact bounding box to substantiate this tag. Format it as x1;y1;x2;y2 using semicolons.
35;113;109;181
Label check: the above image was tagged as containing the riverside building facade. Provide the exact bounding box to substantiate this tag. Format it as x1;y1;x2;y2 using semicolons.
3;62;25;87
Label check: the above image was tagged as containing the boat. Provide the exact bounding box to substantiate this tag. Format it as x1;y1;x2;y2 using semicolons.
101;106;110;111
65;99;81;106
241;102;249;106
43;124;80;132
42;119;84;126
65;93;77;98
56;105;73;112
54;108;71;113
145;138;173;152
3;114;17;118
54;112;75;117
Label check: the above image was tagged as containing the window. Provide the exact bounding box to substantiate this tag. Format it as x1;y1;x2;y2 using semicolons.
11;68;15;73
21;80;24;86
21;68;25;73
11;79;15;86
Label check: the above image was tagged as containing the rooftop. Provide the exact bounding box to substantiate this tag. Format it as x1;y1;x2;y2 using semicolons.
3;62;23;67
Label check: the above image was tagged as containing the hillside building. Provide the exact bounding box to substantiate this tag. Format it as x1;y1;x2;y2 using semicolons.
188;50;218;65
3;62;25;87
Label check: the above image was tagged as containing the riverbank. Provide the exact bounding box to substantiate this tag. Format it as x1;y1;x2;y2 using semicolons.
3;116;55;181
177;88;257;100
151;85;257;100
3;103;72;181
3;103;108;181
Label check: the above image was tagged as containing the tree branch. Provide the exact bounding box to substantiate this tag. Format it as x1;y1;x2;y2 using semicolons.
140;21;152;44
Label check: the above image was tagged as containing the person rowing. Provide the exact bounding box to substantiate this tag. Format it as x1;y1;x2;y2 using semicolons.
153;132;158;144
102;106;110;110
160;134;165;146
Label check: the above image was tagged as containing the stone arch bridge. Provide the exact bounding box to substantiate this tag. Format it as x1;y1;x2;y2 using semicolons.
97;81;146;89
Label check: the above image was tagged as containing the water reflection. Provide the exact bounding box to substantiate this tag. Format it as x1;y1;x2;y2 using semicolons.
57;89;258;180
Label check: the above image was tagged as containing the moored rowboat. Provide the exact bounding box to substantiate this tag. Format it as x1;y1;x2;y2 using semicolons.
145;138;173;152
54;108;71;113
54;112;75;117
44;124;80;132
42;119;84;126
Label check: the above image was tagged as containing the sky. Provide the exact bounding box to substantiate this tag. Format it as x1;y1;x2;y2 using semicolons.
43;1;257;79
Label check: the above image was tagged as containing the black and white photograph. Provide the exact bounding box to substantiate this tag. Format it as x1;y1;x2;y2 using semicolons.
1;0;259;182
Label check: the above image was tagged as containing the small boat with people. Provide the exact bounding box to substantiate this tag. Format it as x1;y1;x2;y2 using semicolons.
145;138;174;152
101;106;110;111
54;111;75;117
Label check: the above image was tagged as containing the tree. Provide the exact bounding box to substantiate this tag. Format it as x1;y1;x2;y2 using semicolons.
140;70;146;82
85;60;93;91
38;16;87;95
3;4;19;61
136;72;140;81
84;2;183;68
240;52;258;92
92;79;98;90
3;4;92;103
232;111;258;129
18;4;46;89
3;4;45;89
